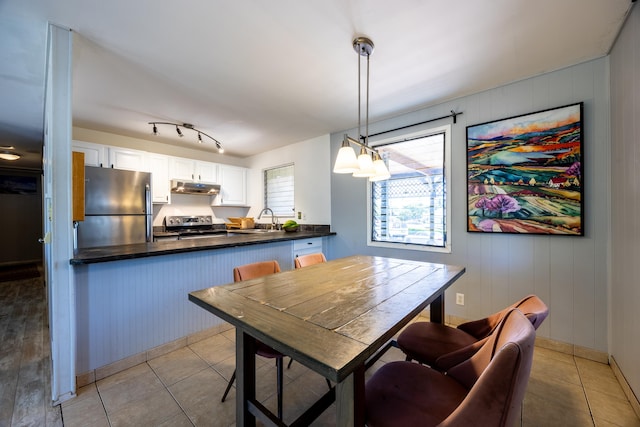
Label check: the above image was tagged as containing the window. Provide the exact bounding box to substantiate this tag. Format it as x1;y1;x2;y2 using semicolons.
368;124;451;252
264;164;294;217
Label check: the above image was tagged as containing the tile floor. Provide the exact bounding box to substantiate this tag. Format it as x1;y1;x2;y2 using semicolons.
2;270;640;426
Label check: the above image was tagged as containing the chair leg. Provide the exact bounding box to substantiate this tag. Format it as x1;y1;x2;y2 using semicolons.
326;378;332;390
276;358;284;419
287;357;293;369
221;369;236;402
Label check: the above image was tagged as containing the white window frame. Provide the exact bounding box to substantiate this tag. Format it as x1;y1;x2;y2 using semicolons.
263;163;295;218
367;124;452;253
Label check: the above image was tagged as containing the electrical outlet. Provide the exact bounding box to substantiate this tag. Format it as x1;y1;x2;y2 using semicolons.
456;293;465;306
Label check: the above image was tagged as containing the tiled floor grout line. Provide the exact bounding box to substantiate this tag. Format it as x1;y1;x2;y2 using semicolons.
572;355;597;427
148;359;198;427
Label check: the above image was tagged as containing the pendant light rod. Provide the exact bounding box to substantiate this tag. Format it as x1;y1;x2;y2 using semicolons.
148;121;224;153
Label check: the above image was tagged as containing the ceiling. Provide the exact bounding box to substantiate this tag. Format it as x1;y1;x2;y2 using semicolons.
0;0;634;170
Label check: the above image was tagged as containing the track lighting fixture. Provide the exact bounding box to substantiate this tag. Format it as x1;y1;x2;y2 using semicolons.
149;122;224;153
333;37;389;181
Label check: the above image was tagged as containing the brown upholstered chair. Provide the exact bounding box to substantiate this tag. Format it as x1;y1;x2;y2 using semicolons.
232;259;281;281
366;308;536;427
396;294;548;371
222;260;287;419
294;252;327;269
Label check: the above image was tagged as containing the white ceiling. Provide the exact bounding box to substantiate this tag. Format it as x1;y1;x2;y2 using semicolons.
0;0;634;170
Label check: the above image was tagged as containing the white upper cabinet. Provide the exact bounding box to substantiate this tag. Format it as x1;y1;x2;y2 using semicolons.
195;161;218;183
72;140;107;167
215;164;247;206
170;157;218;183
148;153;171;204
72;141;148;171
108;147;149;171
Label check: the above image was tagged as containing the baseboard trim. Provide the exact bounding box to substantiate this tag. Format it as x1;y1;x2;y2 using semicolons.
610;356;640;421
76;323;234;388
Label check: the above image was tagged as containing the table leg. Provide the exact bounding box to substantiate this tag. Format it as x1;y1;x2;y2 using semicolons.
335;364;365;427
236;330;256;427
431;292;445;323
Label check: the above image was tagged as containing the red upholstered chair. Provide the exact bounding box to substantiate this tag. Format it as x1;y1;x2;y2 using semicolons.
366;308;536;427
396;294;548;371
294;252;327;269
222;260;287;419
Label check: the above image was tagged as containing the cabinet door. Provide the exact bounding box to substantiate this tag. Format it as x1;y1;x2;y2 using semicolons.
109;147;148;171
170;157;196;180
293;238;323;258
148;154;170;204
72;140;106;167
217;165;247;205
195;161;218;183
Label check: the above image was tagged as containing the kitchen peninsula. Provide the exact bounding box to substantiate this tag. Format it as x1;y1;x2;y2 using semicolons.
71;227;334;264
71;227;334;386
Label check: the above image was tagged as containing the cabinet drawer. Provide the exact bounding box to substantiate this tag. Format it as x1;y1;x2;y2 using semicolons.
293;238;323;258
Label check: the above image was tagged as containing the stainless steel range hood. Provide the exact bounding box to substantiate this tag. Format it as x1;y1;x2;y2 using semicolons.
170;180;220;195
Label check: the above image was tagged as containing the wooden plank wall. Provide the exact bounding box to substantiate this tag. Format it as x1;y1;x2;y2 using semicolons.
74;240;296;373
329;57;610;354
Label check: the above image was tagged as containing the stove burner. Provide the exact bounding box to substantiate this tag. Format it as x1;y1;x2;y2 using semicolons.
164;215;225;237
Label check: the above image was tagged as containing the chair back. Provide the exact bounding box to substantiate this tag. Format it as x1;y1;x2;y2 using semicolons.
294;252;327;269
233;260;281;282
457;294;548;339
515;294;549;330
441;308;535;427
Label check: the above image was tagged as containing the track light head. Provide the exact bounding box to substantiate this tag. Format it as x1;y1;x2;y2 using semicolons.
148;122;224;153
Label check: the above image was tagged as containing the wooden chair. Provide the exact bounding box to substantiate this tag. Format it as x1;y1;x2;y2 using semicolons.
222;260;287;419
294;252;327;269
366;308;536;427
396;294;548;371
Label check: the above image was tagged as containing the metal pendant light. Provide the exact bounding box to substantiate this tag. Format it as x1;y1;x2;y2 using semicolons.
333;36;389;181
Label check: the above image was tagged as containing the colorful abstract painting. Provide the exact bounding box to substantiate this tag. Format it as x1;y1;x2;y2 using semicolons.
467;103;583;235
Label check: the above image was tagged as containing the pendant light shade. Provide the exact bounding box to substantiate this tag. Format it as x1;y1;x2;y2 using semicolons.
333;135;359;173
369;152;391;181
352;147;376;177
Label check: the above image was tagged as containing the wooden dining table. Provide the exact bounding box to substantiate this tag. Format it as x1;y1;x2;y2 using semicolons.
189;255;465;427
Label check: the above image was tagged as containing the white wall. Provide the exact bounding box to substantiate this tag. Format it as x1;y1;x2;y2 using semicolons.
246;134;331;225
330;57;610;353
609;3;640;402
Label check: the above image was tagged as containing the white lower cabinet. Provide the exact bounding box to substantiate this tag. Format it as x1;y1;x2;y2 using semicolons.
293;237;323;259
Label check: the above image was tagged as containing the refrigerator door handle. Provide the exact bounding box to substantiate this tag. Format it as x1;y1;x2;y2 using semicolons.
145;183;152;242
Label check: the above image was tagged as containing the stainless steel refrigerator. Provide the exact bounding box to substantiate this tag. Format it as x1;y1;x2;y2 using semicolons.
76;166;152;248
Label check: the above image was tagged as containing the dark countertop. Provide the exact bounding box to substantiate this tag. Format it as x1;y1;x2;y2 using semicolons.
71;229;335;265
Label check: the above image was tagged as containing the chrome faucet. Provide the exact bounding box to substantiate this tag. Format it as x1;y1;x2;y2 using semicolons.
257;207;279;230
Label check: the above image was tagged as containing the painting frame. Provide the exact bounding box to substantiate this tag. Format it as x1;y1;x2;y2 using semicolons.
467;102;584;236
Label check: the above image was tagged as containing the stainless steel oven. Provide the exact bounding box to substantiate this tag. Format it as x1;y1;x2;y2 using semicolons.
162;215;227;240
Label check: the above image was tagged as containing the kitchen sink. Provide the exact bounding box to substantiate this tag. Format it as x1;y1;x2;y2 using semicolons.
227;229;285;235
